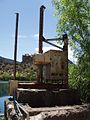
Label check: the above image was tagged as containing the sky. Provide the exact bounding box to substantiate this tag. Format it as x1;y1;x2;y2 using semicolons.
0;0;75;62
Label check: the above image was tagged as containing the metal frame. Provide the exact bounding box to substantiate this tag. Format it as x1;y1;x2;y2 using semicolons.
38;5;68;88
12;5;68;89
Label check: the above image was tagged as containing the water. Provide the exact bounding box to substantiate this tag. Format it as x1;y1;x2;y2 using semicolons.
0;81;8;97
0;81;9;114
0;96;10;114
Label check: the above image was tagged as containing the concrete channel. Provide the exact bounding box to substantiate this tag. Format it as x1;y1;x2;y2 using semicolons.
5;88;84;120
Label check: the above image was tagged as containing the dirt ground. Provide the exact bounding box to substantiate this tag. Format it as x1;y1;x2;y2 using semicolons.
29;104;90;120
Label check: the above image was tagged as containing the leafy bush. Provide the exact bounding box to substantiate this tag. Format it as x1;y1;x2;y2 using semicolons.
69;64;90;103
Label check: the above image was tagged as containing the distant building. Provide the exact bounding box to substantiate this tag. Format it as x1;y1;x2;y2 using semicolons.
22;54;32;64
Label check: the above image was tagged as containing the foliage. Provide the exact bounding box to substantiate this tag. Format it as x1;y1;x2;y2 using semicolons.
0;63;37;81
0;71;12;81
53;0;90;63
0;117;5;120
53;0;90;64
69;64;90;103
16;69;37;81
53;0;90;51
53;0;90;102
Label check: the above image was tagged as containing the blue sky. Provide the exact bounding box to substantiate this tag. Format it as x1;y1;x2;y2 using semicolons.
0;0;58;61
0;0;75;62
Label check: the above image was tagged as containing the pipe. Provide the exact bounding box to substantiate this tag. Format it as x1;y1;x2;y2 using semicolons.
63;34;68;88
38;5;46;83
39;5;46;53
14;13;19;80
15;100;29;120
43;37;63;50
63;34;68;51
46;37;63;41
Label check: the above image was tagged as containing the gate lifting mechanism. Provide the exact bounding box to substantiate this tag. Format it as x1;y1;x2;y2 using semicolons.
13;5;68;90
38;5;68;87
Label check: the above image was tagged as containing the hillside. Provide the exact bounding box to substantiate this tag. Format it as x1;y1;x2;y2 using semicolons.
0;56;20;64
0;56;37;81
0;55;73;81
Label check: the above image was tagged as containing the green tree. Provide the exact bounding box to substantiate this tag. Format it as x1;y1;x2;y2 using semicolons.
53;0;90;75
53;0;90;102
68;64;90;102
53;0;90;53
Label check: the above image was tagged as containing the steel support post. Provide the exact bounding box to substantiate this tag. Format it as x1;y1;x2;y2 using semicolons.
14;13;19;80
63;34;68;88
38;5;45;83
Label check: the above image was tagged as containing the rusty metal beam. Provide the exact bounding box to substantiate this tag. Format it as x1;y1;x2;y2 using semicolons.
63;34;68;51
46;37;62;41
18;82;67;90
39;5;46;53
63;34;68;88
38;5;46;83
43;37;63;50
14;13;19;80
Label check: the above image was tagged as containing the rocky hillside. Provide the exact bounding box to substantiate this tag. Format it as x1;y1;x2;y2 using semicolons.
0;56;37;81
0;55;73;81
0;56;21;64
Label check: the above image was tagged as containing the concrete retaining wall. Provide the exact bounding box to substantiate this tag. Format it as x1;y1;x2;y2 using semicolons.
17;89;81;107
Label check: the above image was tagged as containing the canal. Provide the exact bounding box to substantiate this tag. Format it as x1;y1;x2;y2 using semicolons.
0;81;10;114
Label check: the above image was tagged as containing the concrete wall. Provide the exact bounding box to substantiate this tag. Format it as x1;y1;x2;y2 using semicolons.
44;50;68;83
17;89;81;107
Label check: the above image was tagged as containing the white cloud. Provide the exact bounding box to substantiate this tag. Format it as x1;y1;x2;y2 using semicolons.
18;35;27;39
34;33;39;39
35;46;60;53
12;35;27;39
33;33;45;39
